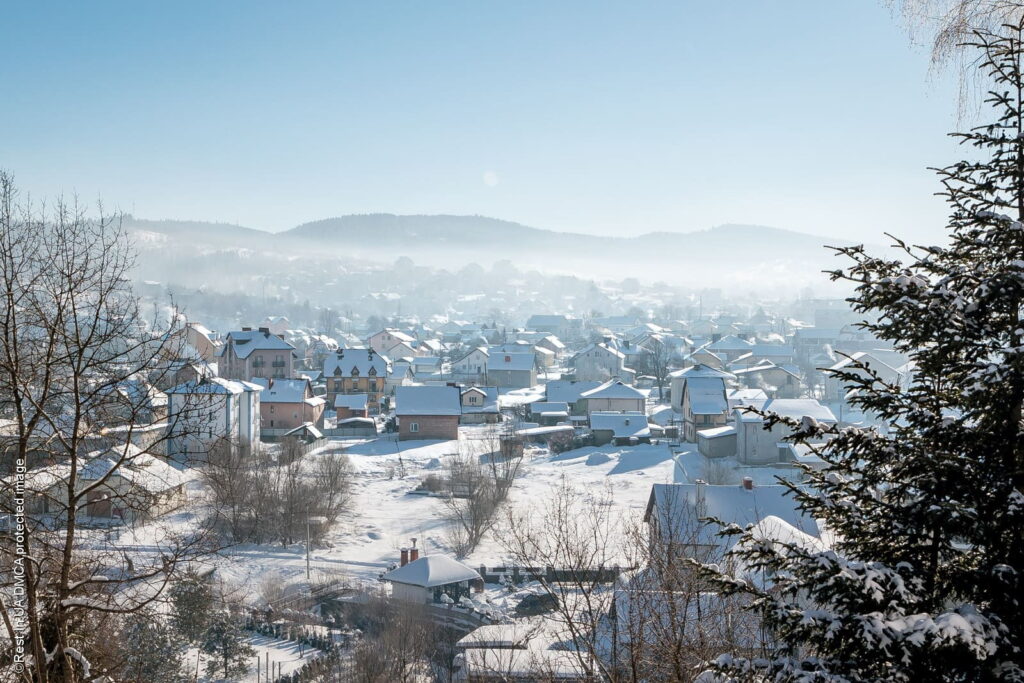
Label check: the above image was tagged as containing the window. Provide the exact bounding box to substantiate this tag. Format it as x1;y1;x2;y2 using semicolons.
410;422;420;433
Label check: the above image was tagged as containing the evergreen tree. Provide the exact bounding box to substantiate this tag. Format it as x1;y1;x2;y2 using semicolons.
169;570;215;644
201;612;256;680
701;22;1024;682
119;609;188;683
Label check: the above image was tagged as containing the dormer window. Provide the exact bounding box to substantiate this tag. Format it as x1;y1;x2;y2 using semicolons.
333;367;342;376
351;367;360;377
368;367;377;376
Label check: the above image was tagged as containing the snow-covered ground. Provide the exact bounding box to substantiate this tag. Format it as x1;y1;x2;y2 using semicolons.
188;633;322;683
96;430;687;608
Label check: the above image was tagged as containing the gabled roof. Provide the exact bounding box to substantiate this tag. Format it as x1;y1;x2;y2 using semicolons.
707;334;754;352
669;363;734;380
166;377;254;396
381;554;481;587
589;411;650;438
461;386;499;414
395;385;462;416
755;398;836;423
334;394;368;410
580;379;646;400
454;346;489;364
323;350;391;378
645;482;820;547
529;401;570;416
371;328;416;343
261;378;313;404
544;380;604;405
685;377;729;415
488;352;535;372
223;329;296;359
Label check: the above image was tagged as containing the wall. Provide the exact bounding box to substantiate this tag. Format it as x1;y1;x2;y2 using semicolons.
399;415;460;441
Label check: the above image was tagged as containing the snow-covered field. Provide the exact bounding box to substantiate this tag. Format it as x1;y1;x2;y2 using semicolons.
98;429;691;611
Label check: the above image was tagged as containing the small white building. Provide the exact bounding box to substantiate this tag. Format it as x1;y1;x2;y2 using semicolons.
381;553;481;605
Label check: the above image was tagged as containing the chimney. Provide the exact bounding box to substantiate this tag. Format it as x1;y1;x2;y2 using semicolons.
242;326;252;332
695;479;707;516
400;548;409;567
409;547;419;562
742;477;754;490
337;349;345;359
367;348;374;360
259;326;270;335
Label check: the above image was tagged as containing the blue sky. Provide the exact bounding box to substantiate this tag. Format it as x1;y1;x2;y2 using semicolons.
2;1;967;242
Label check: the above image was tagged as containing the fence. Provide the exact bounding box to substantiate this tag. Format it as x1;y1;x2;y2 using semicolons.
475;564;623;585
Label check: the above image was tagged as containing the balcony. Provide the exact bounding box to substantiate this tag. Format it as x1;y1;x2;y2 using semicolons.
272;360;287;368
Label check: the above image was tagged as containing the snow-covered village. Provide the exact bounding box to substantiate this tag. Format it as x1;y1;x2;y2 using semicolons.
4;2;1024;682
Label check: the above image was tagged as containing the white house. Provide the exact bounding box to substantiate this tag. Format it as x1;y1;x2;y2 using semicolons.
381;553;481;605
165;377;261;460
453;346;489;383
734;398;836;465
570;342;635;382
578;379;646;415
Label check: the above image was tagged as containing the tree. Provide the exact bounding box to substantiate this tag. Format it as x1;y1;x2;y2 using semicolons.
200;612;255;681
317;307;340;336
699;24;1024;681
169;571;215;644
117;609;187;683
0;173;219;682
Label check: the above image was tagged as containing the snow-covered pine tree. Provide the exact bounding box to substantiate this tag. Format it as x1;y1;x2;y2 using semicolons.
699;22;1024;683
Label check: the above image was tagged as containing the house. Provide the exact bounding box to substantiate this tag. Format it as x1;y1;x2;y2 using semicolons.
669;364;733;442
732;362;802;399
569;343;634;382
258;378;325;430
644;480;820;561
453;347;489;383
323;348;391;415
381;550;481;605
534;335;566;357
734;398;836;465
487;352;537;389
823;350;907;404
163;320;221;363
334;393;368;420
696;425;737;459
395;385;462;440
528;401;571;426
544;380;604;416
706;334;754;362
525;314;579;339
590;412;650;446
460;386;500;425
578;380;646;415
453;621;597;682
410;356;444;377
260;316;290;337
165;377;261;459
8;445;189;523
368;328;417;356
218;327;297;381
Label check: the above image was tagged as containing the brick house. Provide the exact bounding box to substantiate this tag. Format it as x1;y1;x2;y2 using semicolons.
395;385;462;441
259;377;325;430
323;348;391;415
218;327;297;381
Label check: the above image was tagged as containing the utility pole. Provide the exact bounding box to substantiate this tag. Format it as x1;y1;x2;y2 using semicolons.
306;516;312;581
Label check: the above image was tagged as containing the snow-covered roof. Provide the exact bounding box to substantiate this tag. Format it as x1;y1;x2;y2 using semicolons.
580;379;645;400
669;363;734;380
323;349;390;378
489;352;535;372
395;385;462;416
686;377;729;415
589;411;650;438
334;393;368;410
697;425;735;440
284;422;323;439
544;380;603;405
223;329;296;359
755;398;837;423
261;378;313;404
646;482;820;547
381;554;481;587
166;377;254;396
707;335;753;352
460;386;499;414
529;401;570;415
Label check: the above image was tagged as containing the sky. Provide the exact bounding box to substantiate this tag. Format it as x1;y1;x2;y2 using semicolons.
1;1;969;243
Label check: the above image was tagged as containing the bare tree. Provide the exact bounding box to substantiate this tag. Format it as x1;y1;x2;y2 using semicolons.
0;172;220;682
497;479;622;680
442;450;497;558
